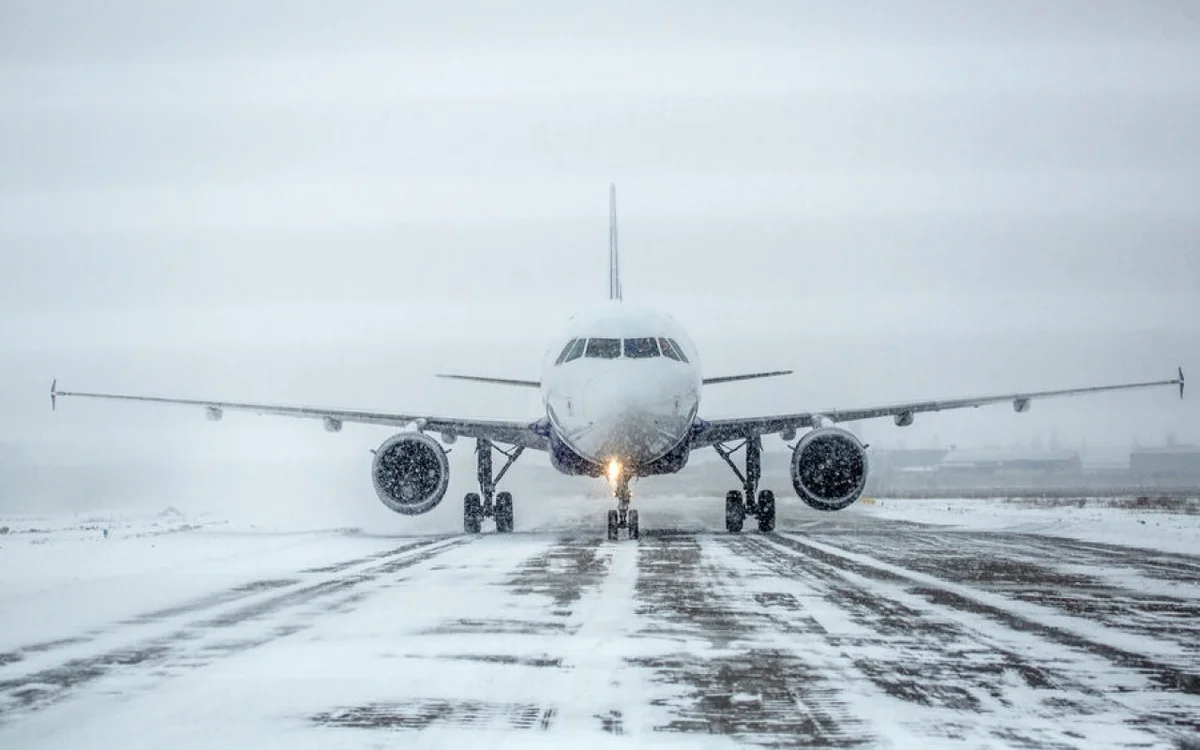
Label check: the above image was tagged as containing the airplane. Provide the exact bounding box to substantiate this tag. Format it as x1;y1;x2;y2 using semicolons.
51;185;1185;541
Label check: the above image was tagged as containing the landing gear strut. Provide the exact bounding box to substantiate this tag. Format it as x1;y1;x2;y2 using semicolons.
606;472;639;542
714;435;776;534
463;438;524;534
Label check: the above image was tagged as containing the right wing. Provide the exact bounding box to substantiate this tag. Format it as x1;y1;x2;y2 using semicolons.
694;368;1184;447
436;374;541;388
50;382;548;450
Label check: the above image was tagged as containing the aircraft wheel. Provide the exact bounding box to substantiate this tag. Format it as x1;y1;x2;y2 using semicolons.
464;493;483;534
495;491;514;533
757;490;776;533
607;509;619;541
628;509;640;540
725;490;745;533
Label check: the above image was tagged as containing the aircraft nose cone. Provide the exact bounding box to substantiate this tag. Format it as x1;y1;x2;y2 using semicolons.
579;370;697;463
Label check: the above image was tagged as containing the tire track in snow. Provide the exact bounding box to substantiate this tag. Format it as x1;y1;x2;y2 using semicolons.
0;536;467;722
776;532;1200;696
809;527;1200;658
750;532;1200;745
628;531;871;747
0;539;437;671
314;534;621;734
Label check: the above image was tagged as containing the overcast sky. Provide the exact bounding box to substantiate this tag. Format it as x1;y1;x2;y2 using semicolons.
2;0;1198;474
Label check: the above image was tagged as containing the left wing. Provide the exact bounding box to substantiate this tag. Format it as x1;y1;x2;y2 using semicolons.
703;370;792;386
49;381;548;450
693;368;1184;447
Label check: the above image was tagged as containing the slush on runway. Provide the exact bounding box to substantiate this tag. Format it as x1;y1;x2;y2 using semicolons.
2;497;1197;749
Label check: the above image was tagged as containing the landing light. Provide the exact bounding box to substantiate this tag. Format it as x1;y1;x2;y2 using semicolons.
607;458;622;484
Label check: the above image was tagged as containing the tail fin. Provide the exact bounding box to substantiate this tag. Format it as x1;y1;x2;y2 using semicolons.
609;183;622;301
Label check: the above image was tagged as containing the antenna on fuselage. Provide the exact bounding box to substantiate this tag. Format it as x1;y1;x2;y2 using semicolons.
609;182;622;301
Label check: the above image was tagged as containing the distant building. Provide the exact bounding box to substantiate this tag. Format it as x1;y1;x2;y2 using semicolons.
1130;445;1200;482
938;450;1082;476
870;449;948;473
866;449;948;492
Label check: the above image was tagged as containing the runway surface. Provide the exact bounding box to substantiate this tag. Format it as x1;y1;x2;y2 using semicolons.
1;498;1198;749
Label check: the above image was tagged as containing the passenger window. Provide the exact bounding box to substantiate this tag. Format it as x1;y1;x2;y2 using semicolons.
667;338;690;363
563;338;587;363
623;337;659;358
658;337;681;362
555;339;577;365
585;338;621;359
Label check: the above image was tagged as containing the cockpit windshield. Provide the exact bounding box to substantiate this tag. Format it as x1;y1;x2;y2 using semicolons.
556;336;683;363
563;337;586;362
555;339;578;365
623;337;659;358
658;337;689;362
585;338;621;359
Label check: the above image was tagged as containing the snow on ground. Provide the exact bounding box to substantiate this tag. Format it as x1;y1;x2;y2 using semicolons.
857;496;1200;555
1;495;1198;749
0;509;408;652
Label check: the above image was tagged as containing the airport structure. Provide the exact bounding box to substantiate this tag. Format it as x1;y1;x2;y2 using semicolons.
865;444;1200;496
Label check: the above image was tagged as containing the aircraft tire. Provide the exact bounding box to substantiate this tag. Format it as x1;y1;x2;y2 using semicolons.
757;490;776;533
464;493;483;534
495;491;514;533
607;509;619;541
628;509;640;540
725;490;745;533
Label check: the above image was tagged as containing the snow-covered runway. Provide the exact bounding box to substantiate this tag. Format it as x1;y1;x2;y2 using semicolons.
1;498;1198;748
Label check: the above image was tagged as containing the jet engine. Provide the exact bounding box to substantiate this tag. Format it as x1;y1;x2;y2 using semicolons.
371;432;450;516
790;427;869;511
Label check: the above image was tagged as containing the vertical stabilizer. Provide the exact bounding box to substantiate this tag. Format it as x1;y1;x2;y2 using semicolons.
609;183;622;301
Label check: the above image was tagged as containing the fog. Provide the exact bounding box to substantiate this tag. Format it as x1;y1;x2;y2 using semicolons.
2;1;1198;516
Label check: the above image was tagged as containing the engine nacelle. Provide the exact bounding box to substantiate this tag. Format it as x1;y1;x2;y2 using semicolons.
791;427;869;511
371;432;450;516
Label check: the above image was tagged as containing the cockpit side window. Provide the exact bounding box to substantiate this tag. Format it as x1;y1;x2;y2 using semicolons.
658;337;682;362
585;337;621;359
563;337;587;363
555;339;578;365
623;337;659;358
667;338;690;363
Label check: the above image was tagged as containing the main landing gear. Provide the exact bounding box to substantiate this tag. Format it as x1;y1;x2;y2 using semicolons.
606;472;640;542
714;435;776;534
464;439;524;534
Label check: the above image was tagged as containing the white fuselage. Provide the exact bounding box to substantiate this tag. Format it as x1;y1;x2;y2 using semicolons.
540;301;702;473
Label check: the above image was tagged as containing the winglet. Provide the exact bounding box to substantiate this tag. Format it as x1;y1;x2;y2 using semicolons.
50;379;58;411
1180;366;1186;399
609;182;621;301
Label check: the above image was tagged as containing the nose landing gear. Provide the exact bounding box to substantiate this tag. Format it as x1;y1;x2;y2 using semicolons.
714;435;776;534
606;473;639;541
463;439;524;534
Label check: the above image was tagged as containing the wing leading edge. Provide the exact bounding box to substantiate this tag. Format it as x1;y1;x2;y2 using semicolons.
703;370;793;386
432;370;796;388
49;383;548;450
694;368;1184;447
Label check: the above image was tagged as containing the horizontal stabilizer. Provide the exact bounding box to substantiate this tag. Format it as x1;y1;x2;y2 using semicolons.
703;370;793;386
437;374;541;388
